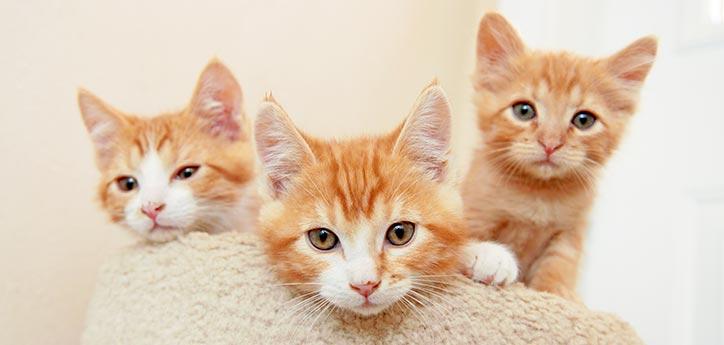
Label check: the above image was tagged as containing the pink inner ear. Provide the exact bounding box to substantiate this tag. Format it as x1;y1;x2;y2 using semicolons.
611;55;653;83
190;62;244;141
477;14;525;67
395;85;451;183
203;89;242;141
254;102;315;199
608;37;657;85
194;84;243;141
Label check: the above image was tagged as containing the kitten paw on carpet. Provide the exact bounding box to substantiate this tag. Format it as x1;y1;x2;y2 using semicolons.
463;241;519;286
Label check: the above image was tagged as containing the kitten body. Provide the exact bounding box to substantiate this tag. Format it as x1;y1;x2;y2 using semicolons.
255;84;518;316
78;60;258;242
463;13;657;300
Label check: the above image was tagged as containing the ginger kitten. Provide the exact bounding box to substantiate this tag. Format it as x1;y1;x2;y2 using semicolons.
463;13;657;300
255;83;518;316
78;60;257;242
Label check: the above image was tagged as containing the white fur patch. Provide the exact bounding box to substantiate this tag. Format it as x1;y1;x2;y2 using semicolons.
463;241;519;286
201;98;225;116
311;217;422;316
123;150;198;242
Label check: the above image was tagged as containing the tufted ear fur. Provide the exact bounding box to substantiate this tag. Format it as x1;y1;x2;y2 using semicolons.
476;13;526;71
77;89;127;169
605;36;658;91
189;59;245;141
393;82;452;182
254;94;316;198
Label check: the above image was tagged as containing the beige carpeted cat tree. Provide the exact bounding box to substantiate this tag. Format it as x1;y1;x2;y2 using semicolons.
82;232;642;345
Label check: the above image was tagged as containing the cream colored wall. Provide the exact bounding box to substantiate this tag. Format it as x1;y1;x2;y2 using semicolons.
0;1;493;343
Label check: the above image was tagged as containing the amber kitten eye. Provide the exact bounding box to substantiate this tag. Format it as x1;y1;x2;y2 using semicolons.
174;165;200;180
386;221;415;246
307;228;338;251
511;102;537;121
571;111;597;130
116;176;137;192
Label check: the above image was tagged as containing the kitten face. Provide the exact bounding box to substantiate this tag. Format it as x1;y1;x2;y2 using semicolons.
255;85;467;316
473;13;657;181
78;61;255;242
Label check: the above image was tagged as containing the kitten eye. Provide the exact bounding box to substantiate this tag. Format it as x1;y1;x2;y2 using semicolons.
307;228;338;251
116;176;138;192
511;102;537;121
174;165;200;180
386;221;415;246
571;111;597;130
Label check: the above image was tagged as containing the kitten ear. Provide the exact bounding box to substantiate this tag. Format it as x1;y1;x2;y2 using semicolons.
476;13;525;69
606;36;658;89
255;94;316;198
77;88;125;168
393;82;451;182
189;59;245;141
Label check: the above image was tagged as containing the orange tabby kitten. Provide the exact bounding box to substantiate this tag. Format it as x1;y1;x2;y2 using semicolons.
463;13;657;300
255;83;518;316
78;60;257;242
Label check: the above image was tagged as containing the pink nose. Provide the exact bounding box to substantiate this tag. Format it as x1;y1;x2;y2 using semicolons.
349;281;380;298
141;202;165;220
538;139;563;157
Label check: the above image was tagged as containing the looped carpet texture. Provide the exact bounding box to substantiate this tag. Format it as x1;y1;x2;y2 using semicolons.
82;232;642;344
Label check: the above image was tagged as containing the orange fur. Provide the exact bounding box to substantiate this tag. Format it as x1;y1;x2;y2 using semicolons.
78;60;257;242
254;84;479;316
261;133;467;282
463;13;657;300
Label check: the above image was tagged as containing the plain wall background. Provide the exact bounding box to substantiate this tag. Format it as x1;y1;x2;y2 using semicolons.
1;0;722;344
498;0;724;344
0;0;491;343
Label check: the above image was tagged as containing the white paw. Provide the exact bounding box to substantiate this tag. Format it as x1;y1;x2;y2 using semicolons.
463;241;519;286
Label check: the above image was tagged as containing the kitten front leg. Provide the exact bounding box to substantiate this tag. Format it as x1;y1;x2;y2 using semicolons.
462;241;519;286
526;230;583;302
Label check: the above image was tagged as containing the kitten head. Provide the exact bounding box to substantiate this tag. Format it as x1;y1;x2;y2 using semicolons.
78;60;255;242
473;13;657;183
255;84;467;316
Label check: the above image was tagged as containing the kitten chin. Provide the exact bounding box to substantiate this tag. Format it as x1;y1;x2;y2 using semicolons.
255;82;518;316
464;12;656;300
79;60;258;242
